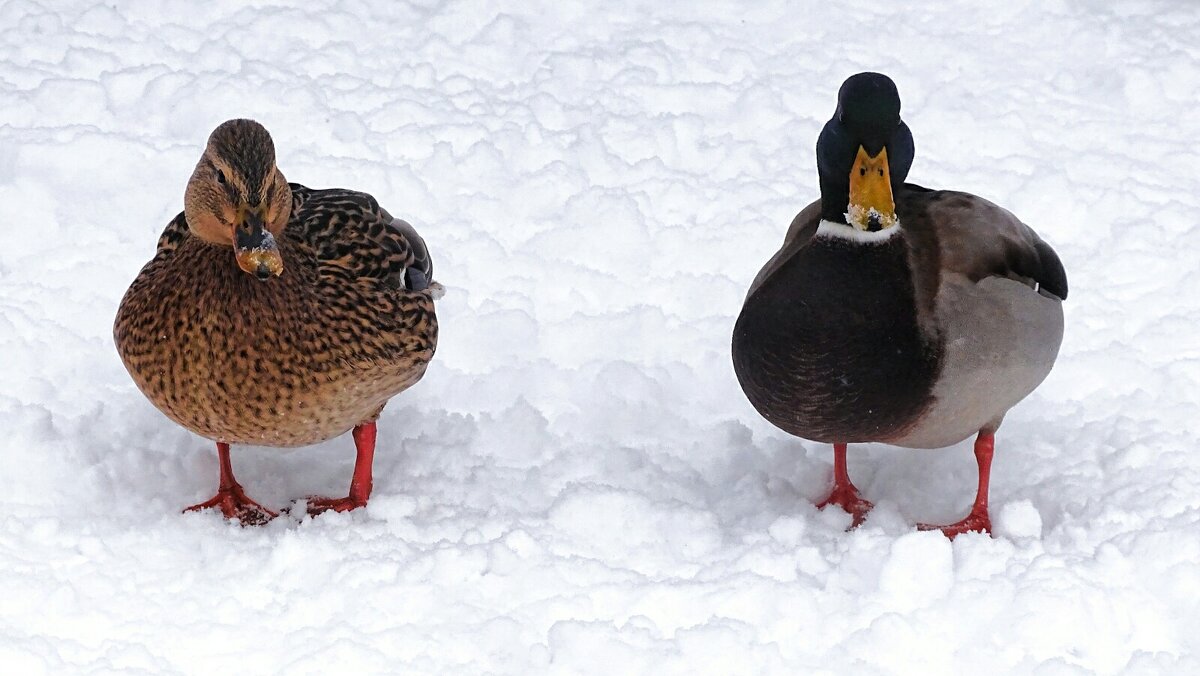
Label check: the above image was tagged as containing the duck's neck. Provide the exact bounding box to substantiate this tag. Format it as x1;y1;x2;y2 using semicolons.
813;219;903;244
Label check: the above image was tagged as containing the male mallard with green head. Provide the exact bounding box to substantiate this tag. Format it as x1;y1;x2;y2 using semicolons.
732;73;1067;536
115;119;439;524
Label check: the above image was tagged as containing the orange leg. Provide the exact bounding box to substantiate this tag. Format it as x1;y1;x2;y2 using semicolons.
306;421;376;515
919;432;994;538
184;442;277;525
816;443;874;527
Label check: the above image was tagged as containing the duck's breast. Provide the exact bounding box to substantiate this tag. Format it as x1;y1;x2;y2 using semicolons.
732;227;939;443
115;235;436;448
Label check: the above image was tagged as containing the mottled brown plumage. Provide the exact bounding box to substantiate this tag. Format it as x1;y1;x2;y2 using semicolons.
114;119;439;522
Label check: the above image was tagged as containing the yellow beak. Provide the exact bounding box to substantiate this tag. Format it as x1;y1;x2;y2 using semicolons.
847;146;898;231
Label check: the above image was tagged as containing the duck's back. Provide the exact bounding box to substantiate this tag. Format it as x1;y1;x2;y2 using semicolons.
114;184;438;447
886;187;1065;448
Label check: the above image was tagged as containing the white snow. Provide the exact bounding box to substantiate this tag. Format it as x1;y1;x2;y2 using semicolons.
2;1;1200;673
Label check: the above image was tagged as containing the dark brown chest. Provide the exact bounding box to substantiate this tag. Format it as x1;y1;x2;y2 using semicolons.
732;232;939;443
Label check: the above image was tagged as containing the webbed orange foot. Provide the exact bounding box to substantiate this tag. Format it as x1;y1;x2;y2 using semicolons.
917;432;996;539
185;485;277;526
817;483;874;527
815;442;873;528
300;421;377;518
183;441;276;526
303;495;367;516
918;508;991;539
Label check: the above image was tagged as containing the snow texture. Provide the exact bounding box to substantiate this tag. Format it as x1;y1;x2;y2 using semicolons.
2;1;1200;674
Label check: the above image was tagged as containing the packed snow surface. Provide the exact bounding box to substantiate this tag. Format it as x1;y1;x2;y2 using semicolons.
2;1;1200;673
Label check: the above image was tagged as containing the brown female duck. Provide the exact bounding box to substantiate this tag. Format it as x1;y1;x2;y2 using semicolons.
114;119;439;524
732;73;1067;537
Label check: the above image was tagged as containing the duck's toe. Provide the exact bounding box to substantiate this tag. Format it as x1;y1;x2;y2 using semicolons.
917;508;991;539
301;495;368;516
184;486;277;526
817;485;874;528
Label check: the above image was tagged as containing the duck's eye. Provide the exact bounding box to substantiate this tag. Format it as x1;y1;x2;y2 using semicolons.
878;168;884;177
215;168;227;185
859;167;866;176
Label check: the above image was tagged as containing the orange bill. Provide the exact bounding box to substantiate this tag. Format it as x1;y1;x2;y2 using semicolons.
233;208;284;280
847;146;898;231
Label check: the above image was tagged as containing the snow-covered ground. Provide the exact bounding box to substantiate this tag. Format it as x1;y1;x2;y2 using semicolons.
2;0;1199;673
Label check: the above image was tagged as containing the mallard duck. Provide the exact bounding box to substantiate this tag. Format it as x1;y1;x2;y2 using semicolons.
732;73;1067;536
114;119;439;524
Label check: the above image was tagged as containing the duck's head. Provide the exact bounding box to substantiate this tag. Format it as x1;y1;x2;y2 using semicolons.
816;72;915;231
185;119;293;280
